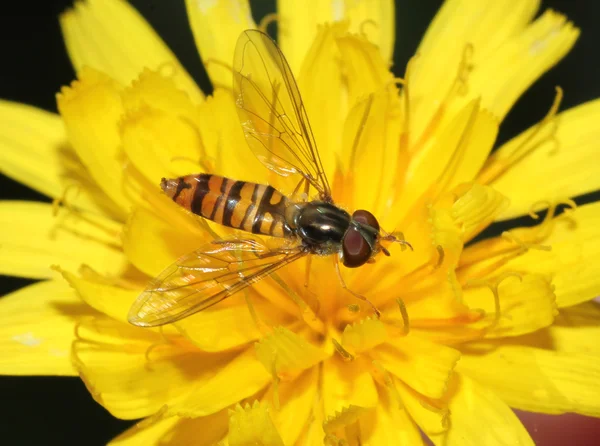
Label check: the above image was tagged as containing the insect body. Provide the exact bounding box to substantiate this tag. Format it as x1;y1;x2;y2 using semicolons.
128;30;409;327
161;174;291;238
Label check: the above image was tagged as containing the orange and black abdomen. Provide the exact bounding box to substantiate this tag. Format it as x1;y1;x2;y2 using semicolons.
161;174;292;238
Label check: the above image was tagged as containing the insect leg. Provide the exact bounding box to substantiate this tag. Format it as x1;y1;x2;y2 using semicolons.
334;256;381;318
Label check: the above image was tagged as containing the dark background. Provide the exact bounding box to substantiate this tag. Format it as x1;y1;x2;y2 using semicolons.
0;1;599;444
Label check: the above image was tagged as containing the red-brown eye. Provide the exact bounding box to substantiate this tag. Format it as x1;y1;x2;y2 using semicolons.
342;227;372;268
352;209;380;232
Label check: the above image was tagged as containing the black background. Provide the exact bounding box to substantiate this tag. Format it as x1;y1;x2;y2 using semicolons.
1;1;599;445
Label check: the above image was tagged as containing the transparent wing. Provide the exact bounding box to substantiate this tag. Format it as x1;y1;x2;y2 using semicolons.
233;29;332;200
128;238;306;327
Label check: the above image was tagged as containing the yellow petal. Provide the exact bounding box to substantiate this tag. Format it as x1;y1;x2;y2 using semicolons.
60;0;203;102
410;2;576;137
430;108;498;197
322;357;378;416
460;344;600;417
176;300;291;352
484;99;600;220
122;203;208;278
110;416;181;446
0;101;119;217
341;317;388;355
394;100;496;228
360;385;424;445
0;201;127;279
469;10;579;120
395;379;448;435
122;68;201;120
185;0;255;89
120;69;206;184
196;89;267;184
451;183;509;242
463;273;557;338
427;373;534;446
374;335;460;399
277;0;394;74
323;405;370;437
470;202;600;308
338;88;403;216
73;317;236;419
412;0;538;105
57;67;132;213
0;280;90;376
255;326;329;379
265;368;318;445
298;23;347;181
401;182;508;269
169;348;271;418
110;411;228;446
59;268;137;323
228;401;284;446
120;108;204;187
545;302;600;354
336;32;394;107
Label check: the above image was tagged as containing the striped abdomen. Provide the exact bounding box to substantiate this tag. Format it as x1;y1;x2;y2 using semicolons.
161;174;292;238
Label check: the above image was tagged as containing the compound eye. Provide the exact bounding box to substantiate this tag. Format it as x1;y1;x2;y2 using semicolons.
352;209;380;232
342;227;372;268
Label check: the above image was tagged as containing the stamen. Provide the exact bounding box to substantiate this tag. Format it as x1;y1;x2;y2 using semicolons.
372;360;403;409
361;18;378;34
73;318;86;343
399;55;418;151
332;338;355;362
348;94;375;173
412;43;474;152
479;86;563;185
259;13;278;34
418;400;450;430
52;184;82;216
203;59;235;91
270;358;281;410
502;197;576;253
244;293;268;335
501;231;551;252
435;245;445;269
203;58;234;73
270;272;325;335
395;298;410;335
466;272;523;330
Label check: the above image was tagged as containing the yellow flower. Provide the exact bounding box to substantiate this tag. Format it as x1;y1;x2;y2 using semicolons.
1;0;600;444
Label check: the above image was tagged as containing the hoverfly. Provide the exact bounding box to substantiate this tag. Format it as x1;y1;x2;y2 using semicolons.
128;29;410;327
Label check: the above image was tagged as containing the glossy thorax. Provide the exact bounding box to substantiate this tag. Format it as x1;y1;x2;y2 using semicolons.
286;201;381;267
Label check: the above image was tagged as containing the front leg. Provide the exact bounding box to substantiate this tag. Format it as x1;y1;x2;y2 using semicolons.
333;256;381;318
